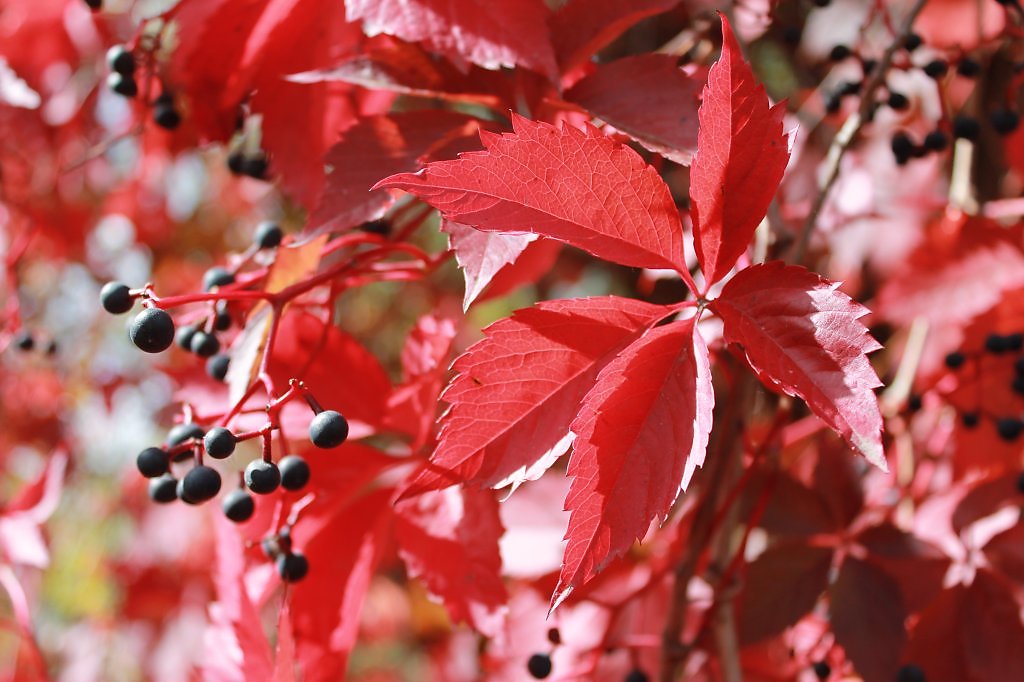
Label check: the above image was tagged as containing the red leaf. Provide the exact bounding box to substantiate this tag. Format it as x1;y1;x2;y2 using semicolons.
309;111;481;236
983;521;1024;583
960;570;1024;680
403;296;672;495
736;544;833;644
712;262;885;469
689;16;789;289
376;114;688;273
266;311;391;435
554;318;713;607
951;471;1020;533
564;54;702;165
442;219;536;309
857;524;949;614
395;487;508;637
830;557;906;682
385;315;457;446
549;0;682;74
345;0;558;79
290;488;394;682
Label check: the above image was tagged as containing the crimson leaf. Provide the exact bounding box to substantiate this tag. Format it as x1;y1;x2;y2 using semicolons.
689;15;789;289
712;262;885;469
375;113;688;273
554;318;713;607
401;296;672;496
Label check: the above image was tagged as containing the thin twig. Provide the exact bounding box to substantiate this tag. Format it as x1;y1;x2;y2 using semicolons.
791;0;931;264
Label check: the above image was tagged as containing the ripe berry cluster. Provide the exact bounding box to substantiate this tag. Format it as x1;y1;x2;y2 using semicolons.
945;331;1024;440
261;527;309;582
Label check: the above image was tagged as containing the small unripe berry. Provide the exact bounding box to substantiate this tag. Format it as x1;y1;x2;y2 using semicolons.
278;455;311;491
149;475;178;503
245;459;281;494
222;489;255;523
130;308;175;353
207;354;230;381
203;427;236;459
136;447;169;478
309;410;349;448
254;221;284;249
202;267;234;291
526;653;552;679
182;465;221;503
100;281;134;314
276;551;309;582
190;331;220;357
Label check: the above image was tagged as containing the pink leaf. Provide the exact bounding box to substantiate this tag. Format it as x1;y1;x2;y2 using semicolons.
395;487;508;637
689;16;789;289
442;219;536;309
376;113;687;273
386;315;458;447
712;262;885;469
565;54;702;165
403;296;672;495
309;111;481;236
554;318;713;607
549;0;682;74
344;0;558;79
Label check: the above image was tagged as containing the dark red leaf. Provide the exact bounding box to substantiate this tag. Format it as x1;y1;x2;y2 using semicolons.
345;0;558;79
712;262;885;469
736;544;833;644
376;113;688;273
830;557;906;682
743;472;838;537
402;296;672;495
983;521;1024;583
903;586;970;682
309;111;481;236
564;54;702;165
961;570;1024;680
689;16;788;289
857;523;949;614
951;471;1020;533
395;487;507;637
555;318;713;607
549;0;682;73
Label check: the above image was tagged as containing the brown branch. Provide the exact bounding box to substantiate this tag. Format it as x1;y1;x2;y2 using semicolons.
791;0;931;264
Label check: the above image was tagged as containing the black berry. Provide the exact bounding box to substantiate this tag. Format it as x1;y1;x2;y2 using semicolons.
242;153;269;179
148;475;178;503
278;455;311;491
254;221;284;249
892;132;915;164
214;310;232;331
202;267;234;291
84;0;102;10
176;325;198;351
153;102;181;130
903;33;922;51
996;417;1023;441
923;130;949;152
309;410;349;448
100;281;134;314
1015;357;1024;376
824;93;842;115
953;116;981;140
14;331;34;351
838;80;862;97
136;447;169;478
897;663;926;682
190;330;220;357
861;59;878;75
227;151;246;175
107;72;137;98
245;459;281;494
276;552;309;582
182;465;221;503
203;427;236;459
991;108;1020;135
887;91;910;111
130;308;175;353
923;59;949;79
360;219;392;236
168;423;205;446
106;45;135;76
1016;471;1024;494
985;333;1009;354
207;354;230;381
222;489;255;523
1005;333;1023;351
907;393;923;412
812;0;830;6
957;58;980;77
527;653;553;679
944;351;966;369
961;411;980;428
812;661;831;679
829;45;851;61
1011;376;1024;396
625;669;649;682
546;627;561;645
